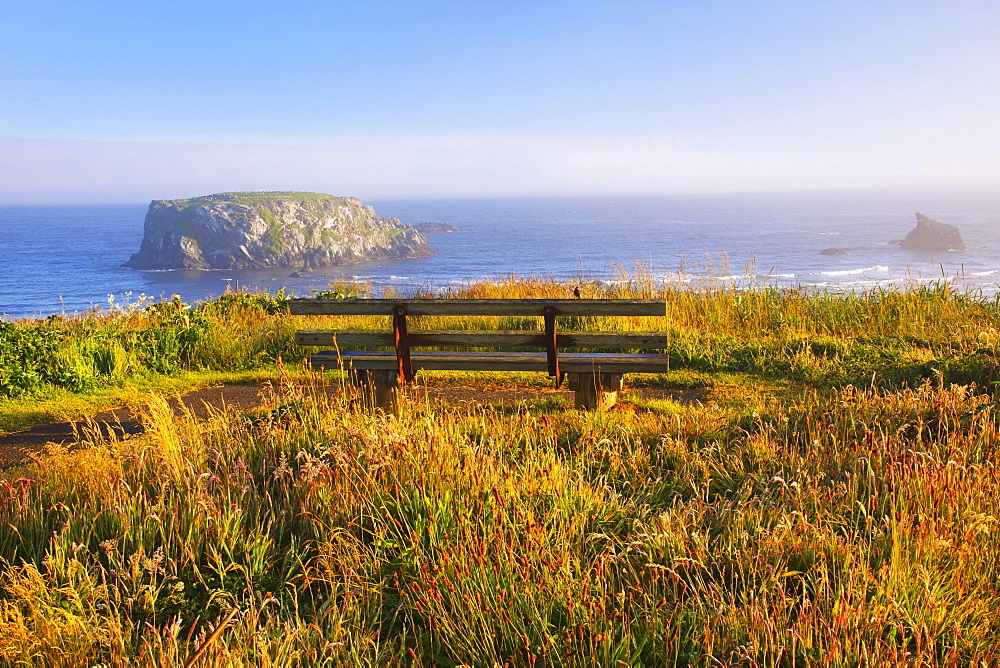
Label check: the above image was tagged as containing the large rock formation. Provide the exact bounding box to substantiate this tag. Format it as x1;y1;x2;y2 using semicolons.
124;192;434;270
898;212;966;252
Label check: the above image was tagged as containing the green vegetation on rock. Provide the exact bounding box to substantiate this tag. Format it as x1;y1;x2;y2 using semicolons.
173;207;198;237
258;206;286;253
169;191;342;210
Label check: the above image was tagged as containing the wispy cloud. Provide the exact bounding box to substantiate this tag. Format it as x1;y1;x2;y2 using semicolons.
1;131;996;204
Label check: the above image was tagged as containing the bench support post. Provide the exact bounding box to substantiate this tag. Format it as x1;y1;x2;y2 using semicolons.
568;372;623;411
349;369;399;412
393;305;415;384
543;305;562;387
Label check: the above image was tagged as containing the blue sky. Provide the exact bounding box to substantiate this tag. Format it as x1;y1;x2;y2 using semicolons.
1;1;998;203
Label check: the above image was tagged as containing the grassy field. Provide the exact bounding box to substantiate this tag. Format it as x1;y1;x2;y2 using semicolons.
2;273;1000;666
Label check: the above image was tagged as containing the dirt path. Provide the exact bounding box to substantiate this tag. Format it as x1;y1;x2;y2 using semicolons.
0;382;699;469
0;384;293;469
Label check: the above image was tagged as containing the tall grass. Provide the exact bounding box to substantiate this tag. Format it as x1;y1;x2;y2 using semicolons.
3;375;1000;664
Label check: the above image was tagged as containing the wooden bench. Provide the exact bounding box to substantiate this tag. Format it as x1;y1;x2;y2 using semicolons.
289;298;667;410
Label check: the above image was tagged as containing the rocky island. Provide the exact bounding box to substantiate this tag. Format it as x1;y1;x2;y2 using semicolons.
897;212;966;252
123;192;434;270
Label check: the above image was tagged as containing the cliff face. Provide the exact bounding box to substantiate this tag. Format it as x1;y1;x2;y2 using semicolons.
123;192;434;270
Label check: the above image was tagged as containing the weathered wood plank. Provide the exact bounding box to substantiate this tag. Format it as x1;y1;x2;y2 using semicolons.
289;298;666;317
296;329;666;349
311;351;668;373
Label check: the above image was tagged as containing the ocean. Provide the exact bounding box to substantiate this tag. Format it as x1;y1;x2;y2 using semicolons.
2;187;999;319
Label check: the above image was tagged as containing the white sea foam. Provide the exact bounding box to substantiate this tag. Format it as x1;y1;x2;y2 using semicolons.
818;265;891;277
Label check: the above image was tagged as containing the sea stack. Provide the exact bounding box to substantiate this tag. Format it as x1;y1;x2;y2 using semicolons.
898;212;966;252
124;192;434;270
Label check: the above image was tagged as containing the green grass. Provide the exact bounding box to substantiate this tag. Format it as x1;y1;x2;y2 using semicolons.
2;273;1000;664
168;192;346;210
0;290;301;406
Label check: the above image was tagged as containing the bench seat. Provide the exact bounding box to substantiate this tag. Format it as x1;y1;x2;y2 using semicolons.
311;350;668;373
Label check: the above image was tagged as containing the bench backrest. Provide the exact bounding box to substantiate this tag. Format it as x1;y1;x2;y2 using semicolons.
289;298;665;316
290;298;666;383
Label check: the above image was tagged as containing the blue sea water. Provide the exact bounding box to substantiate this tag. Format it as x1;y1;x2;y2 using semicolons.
2;187;999;319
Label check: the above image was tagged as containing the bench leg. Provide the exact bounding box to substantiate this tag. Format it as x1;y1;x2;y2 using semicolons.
349;369;398;412
568;372;623;411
